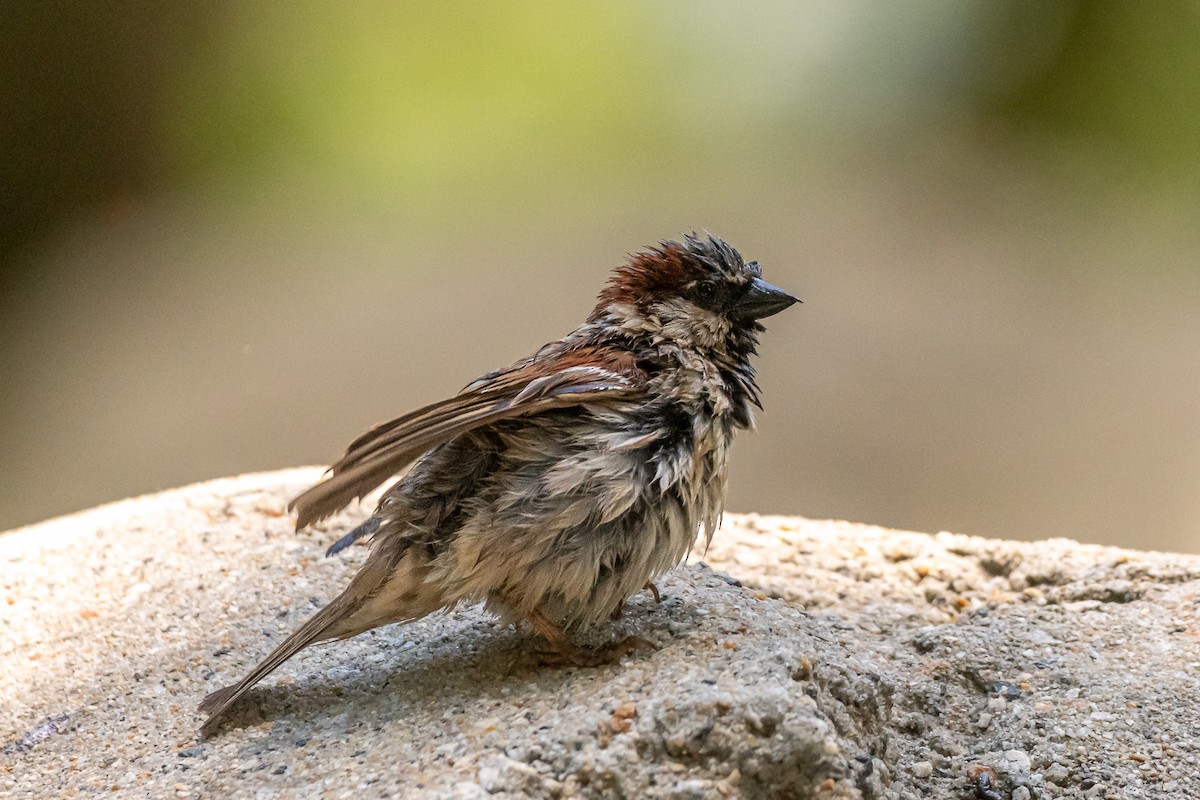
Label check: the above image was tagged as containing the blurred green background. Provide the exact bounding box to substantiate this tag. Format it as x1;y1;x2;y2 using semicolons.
2;2;1198;551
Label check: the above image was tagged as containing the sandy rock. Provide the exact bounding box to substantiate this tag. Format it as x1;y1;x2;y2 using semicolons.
3;469;1200;798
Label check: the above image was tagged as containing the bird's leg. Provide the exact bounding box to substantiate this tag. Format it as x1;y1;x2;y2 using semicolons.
644;581;662;604
609;581;663;620
524;607;655;667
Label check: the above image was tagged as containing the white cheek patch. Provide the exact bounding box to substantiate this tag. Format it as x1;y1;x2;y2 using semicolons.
604;296;736;352
605;302;654;335
651;298;731;350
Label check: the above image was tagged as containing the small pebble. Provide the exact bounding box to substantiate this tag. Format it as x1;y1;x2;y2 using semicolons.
1044;763;1071;785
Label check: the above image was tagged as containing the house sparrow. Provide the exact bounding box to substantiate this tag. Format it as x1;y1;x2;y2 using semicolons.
199;233;798;734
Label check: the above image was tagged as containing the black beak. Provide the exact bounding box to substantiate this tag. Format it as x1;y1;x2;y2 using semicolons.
732;277;801;320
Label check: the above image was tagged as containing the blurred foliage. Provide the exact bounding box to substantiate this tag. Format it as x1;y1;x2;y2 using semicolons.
165;5;672;192
5;1;1200;261
159;2;1086;198
998;0;1200;184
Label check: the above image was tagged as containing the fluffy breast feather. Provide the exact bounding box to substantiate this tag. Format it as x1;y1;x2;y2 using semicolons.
426;397;733;626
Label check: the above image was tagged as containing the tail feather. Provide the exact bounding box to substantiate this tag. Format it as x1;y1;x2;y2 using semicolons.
199;603;341;735
199;540;413;736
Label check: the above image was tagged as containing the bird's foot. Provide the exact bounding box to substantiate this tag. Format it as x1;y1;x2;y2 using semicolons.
534;635;657;668
610;582;664;620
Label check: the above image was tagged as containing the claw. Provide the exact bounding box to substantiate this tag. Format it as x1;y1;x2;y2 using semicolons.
609;582;663;620
610;601;626;621
533;635;657;667
521;604;657;667
644;581;662;604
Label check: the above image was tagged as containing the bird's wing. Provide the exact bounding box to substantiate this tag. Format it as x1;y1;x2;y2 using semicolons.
289;346;646;530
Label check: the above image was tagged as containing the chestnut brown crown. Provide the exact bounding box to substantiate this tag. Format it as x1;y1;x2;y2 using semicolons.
590;232;798;327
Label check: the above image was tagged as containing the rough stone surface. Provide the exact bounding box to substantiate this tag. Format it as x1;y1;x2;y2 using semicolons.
3;469;1200;798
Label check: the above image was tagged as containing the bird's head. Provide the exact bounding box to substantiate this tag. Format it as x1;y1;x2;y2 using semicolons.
591;233;799;356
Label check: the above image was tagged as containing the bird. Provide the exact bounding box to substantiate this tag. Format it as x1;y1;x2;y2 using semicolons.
199;233;798;734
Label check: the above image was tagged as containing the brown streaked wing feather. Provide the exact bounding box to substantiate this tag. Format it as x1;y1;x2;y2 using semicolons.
332;348;645;475
336;365;535;459
289;349;646;530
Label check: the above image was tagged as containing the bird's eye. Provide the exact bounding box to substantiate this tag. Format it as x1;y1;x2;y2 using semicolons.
694;282;718;304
